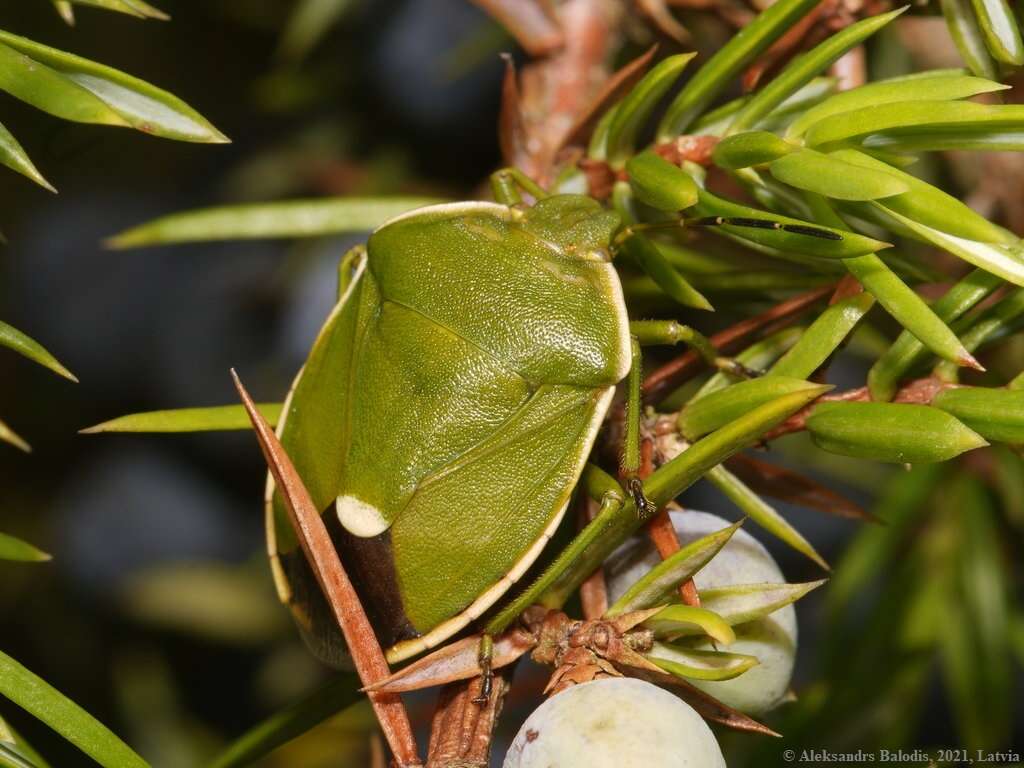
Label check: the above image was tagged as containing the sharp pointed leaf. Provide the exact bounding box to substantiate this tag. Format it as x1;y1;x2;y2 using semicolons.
0;533;51;563
66;0;168;19
769;148;908;201
942;0;1001;77
768;292;875;378
627;667;781;735
51;1;76;24
844;254;972;366
539;386;834;610
0;122;54;191
679;377;827;440
81;403;282;434
696;77;837;136
607;53;695;166
642;605;736;644
875;203;1024;286
706;465;829;569
869;268;1002;401
805;100;1024;150
0;322;76;381
724;454;873;521
606;521;744;616
0;419;30;453
107;197;445;248
807;401;988;463
787;72;1006;138
0;30;223;142
802;191;974;366
729;8;907;134
649;642;759;681
657;0;823;137
835;148;1013;244
0;650;149;768
697;580;826;627
620;234;713;310
364;629;535;694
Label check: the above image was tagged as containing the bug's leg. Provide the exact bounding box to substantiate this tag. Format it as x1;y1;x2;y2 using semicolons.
485;469;625;636
489;167;549;206
485;383;825;636
629;320;762;379
336;243;367;299
620;335;699;606
621;336;657;520
471;634;495;705
685;215;843;241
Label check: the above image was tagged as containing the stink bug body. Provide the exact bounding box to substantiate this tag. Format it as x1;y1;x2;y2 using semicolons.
264;178;850;667
267;195;632;664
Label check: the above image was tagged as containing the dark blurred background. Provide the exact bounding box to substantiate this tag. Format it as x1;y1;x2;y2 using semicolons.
0;2;1020;766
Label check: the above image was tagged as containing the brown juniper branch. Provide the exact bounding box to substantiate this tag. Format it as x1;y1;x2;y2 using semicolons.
506;0;625;182
470;0;564;56
426;669;515;768
638;437;702;606
559;43;659;152
578;494;610;619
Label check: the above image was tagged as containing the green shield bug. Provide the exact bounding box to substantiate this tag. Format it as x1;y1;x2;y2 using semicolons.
263;171;853;668
267;193;632;664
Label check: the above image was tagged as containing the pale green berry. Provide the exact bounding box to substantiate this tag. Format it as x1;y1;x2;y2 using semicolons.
504;678;726;768
605;510;797;715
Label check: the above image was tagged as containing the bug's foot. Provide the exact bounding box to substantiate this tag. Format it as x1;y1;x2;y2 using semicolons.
627;477;658;519
714;357;764;379
472;663;494;705
472;633;496;704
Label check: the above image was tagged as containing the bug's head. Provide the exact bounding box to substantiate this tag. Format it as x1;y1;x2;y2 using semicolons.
521;194;620;257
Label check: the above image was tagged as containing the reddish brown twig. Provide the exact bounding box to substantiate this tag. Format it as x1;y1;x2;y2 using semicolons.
234;372;422;768
643;284;836;403
636;0;692;43
509;0;625;182
560;44;659;152
578;494;610;619
471;0;564;56
724;453;875;521
639;438;701;606
426;669;514;768
830;273;864;303
742;0;827;91
830;45;866;90
580;134;719;199
653;134;720;167
499;55;530;172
